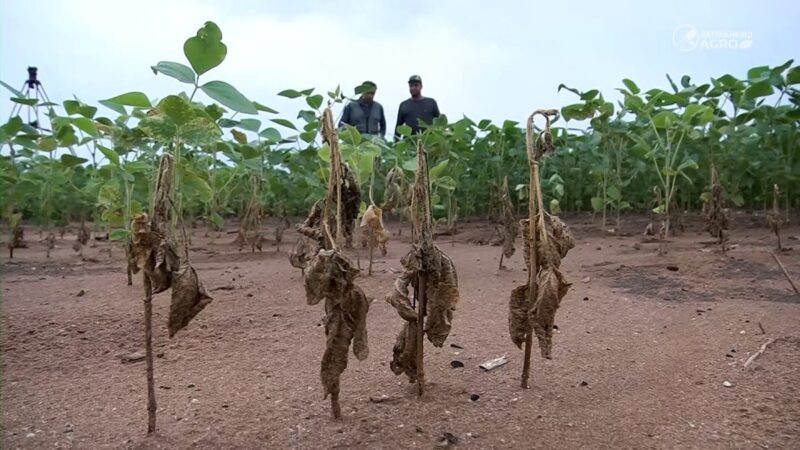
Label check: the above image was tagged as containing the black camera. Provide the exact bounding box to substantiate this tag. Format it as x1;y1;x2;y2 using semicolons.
27;66;39;88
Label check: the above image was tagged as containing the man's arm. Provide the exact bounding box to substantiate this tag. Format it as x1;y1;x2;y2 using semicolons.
379;105;387;138
338;103;352;129
394;102;405;140
431;99;440;118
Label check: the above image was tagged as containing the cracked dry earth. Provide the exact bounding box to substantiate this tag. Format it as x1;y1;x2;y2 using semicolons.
2;211;799;449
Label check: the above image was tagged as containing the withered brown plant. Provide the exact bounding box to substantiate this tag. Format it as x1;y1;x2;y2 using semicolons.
295;108;370;419
385;141;459;396
129;154;212;433
510;109;575;389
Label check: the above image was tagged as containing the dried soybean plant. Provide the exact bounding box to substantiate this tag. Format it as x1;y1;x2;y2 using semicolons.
72;220;91;257
44;232;55;258
361;155;390;275
295;107;370;419
496;176;519;270
6;212;26;259
237;176;265;253
702;164;729;252
509;109;575;389
767;184;784;251
382;165;411;235
129;154;213;433
274;214;291;252
385;141;460;396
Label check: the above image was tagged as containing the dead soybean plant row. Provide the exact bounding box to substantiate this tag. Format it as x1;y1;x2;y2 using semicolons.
509;109;576;389
294;107;370;419
129;153;213;434
385;140;460;397
702;163;730;253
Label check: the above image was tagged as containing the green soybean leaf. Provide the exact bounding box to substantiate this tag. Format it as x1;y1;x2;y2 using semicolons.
78;105;97;118
306;94;324;109
259;127;281;143
549;199;561;215
299;130;316;143
103;92;151;108
60;154;87;167
218;118;239;128
270;118;297;130
37;136;58;152
138;115;178;142
787;66;800;85
99;100;126;115
158;95;194;126
744;81;774;99
402;156;418;171
210;212;224;230
183;21;227;76
0;80;24;97
651;110;678;128
430;159;449;178
151;61;196;84
200;81;257;114
254;102;279;114
180;116;221;145
72;117;99;137
239;118;261;132
11;97;38;106
607;185;622;201
182;169;213;202
746;65;771;82
590;196;604;212
277;89;302;99
622;78;640;95
237;144;261;159
109;229;129;241
63;100;80;115
98;145;120;166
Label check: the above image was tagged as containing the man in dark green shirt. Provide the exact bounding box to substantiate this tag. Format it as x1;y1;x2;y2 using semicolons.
394;75;440;139
338;81;387;139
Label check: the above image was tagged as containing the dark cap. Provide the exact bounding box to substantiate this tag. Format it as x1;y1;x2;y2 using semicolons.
408;75;422;83
363;80;377;88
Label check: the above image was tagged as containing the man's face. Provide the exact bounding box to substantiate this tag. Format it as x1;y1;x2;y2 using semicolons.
409;82;422;97
361;91;375;103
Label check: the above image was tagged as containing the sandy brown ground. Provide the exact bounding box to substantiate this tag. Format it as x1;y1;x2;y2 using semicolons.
2;211;799;449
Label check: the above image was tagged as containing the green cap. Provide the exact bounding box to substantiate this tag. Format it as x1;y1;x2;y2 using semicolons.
408;75;422;83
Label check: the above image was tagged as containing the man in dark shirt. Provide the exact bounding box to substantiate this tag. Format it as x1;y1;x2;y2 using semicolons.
338;81;386;139
394;75;440;139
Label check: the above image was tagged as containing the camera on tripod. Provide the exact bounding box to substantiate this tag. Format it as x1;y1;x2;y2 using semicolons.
26;66;40;88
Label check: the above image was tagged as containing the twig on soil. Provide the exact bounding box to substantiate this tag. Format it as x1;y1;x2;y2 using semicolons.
770;252;800;300
743;339;774;369
369;395;403;404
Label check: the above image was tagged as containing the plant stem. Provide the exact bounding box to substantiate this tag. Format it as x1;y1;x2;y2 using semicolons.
143;274;156;434
416;272;427;396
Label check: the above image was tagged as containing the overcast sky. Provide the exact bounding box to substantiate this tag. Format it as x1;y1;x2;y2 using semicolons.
1;0;798;136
